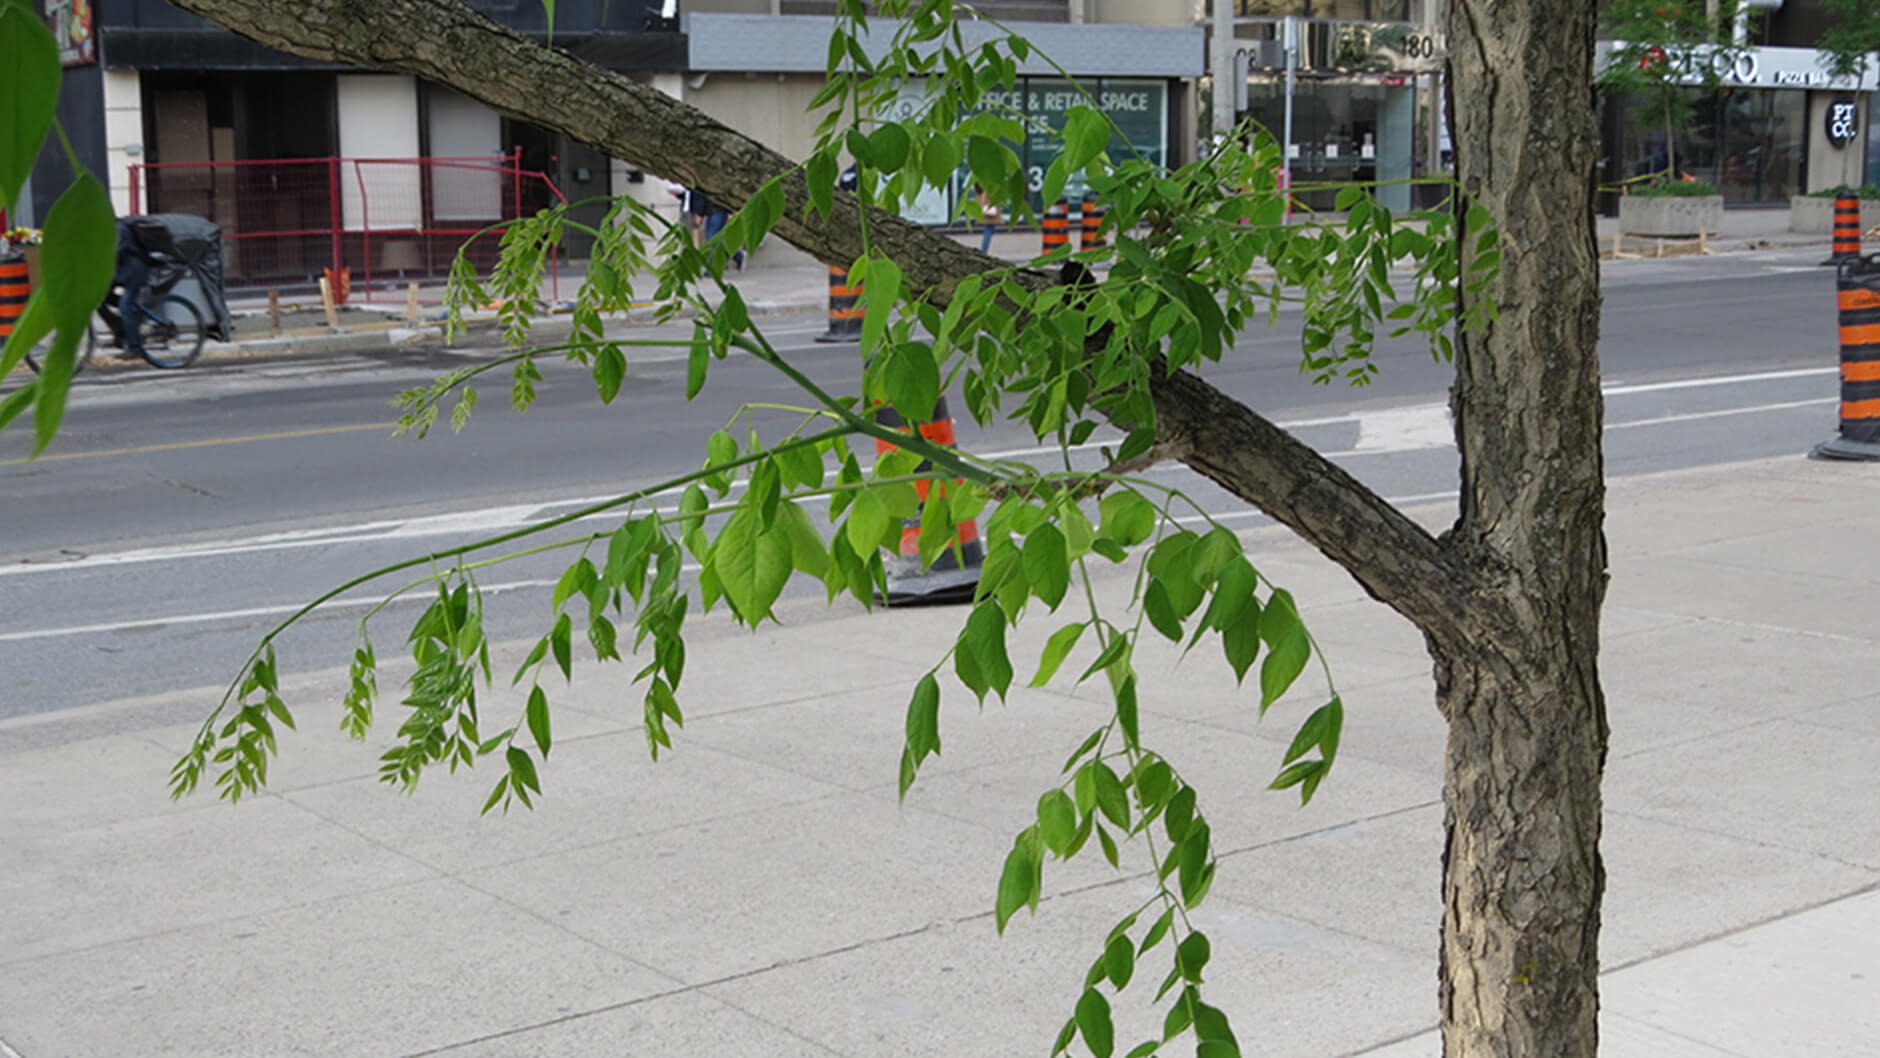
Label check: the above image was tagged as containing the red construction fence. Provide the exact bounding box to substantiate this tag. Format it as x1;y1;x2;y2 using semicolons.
130;152;567;305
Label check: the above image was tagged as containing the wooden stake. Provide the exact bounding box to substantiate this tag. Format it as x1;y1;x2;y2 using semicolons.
406;282;419;324
267;290;281;335
318;275;339;330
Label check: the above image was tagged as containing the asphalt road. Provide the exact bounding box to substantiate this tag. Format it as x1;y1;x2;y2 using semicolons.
0;247;1848;720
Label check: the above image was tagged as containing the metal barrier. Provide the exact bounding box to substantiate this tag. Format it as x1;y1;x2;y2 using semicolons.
129;152;567;305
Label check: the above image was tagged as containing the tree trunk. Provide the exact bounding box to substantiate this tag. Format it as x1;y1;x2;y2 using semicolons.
1442;1;1609;1055
1666;106;1678;180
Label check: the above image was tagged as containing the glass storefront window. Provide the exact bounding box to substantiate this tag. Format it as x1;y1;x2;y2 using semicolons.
1242;77;1416;211
1609;87;1803;205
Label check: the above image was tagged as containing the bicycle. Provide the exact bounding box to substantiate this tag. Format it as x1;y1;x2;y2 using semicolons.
24;273;207;375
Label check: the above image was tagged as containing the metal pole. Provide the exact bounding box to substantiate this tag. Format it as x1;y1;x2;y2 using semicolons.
1425;0;1444;189
328;157;342;284
1282;16;1296;197
1211;0;1235;147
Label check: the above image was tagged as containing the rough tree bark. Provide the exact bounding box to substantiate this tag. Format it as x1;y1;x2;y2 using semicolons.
163;0;1609;1053
1442;3;1608;1055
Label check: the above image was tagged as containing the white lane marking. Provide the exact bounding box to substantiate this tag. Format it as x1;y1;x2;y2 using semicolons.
1353;403;1452;452
1602;366;1835;396
1608;397;1834;430
1170;489;1457;527
0;577;559;644
0;500;688;578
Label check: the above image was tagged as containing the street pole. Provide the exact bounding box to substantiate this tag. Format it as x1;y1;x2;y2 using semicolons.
1211;0;1235;148
1282;16;1296;197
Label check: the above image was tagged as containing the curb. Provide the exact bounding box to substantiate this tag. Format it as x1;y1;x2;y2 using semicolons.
194;294;825;367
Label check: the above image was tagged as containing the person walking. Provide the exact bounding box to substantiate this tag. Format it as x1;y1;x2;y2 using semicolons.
700;194;743;271
974;184;1001;253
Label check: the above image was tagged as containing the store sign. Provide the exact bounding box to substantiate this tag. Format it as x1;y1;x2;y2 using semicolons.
44;0;95;66
1604;43;1873;90
1826;99;1860;148
880;78;1167;223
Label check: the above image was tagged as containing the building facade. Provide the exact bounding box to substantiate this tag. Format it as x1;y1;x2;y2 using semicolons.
21;0;1202;288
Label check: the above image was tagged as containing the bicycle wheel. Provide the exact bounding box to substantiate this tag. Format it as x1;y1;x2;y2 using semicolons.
21;319;96;376
138;295;206;369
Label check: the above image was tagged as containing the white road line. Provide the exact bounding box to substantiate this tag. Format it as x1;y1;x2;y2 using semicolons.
0;577;560;644
1608;397;1834;429
0;502;687;578
1169;489;1458;527
1602;366;1835;395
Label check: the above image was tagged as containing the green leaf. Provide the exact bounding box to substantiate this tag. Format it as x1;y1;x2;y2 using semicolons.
0;2;59;211
1062;106;1110;170
845;488;891;555
1022;524;1070;610
1092;761;1129;829
860;256;903;360
1164;785;1196;844
1114;673;1139;751
1097;491;1157;547
958;602;1014;703
868;122;912;172
686;336;709;399
1037;789;1078;855
1269;758;1330;802
1140;907;1174;954
806;149;836;219
1178;825;1212;908
1097;823;1120;867
1078;634;1130;685
881;342;940;424
904;673;942;766
1259;617;1310;711
1197;1041;1240;1058
550;614;573;681
776;499;831;577
1029;622;1086;687
1283;697;1343;766
966;134;1007;191
776;440;825;490
1176;929;1211;982
592;344;627;404
526;685;552;757
1221;600;1262;684
21;175;116;452
713;508;793;624
1103;933;1135;989
506;746;542;795
922;132;963;189
995;837;1036;933
1076;989;1115;1058
1142;581;1184;642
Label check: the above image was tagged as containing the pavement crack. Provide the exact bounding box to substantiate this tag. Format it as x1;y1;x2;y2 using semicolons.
159;476;218;499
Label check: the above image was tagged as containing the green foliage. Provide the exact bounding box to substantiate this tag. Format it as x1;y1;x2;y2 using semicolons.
1596;0;1747;178
1810;183;1880;200
1629;178;1721;197
1817;0;1880;79
154;0;1500;1051
0;0;117;455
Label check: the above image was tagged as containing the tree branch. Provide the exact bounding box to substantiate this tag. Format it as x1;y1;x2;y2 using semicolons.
166;0;1476;640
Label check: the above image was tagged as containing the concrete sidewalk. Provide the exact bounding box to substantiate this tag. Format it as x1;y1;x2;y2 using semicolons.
1;454;1875;1057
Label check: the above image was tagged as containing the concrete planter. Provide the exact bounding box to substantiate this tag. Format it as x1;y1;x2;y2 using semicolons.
1619;194;1725;237
1789;195;1880;234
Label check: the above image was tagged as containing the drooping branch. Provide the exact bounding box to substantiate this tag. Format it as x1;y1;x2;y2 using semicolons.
166;0;1476;639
